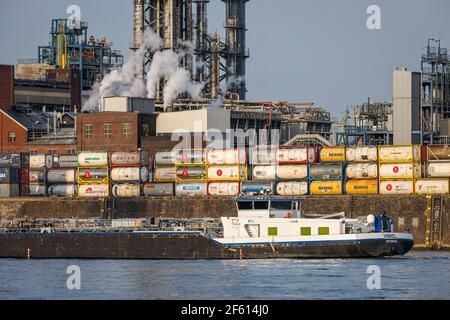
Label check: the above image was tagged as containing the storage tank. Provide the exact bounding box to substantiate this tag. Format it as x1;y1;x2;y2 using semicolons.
47;169;77;184
241;181;274;196
176;166;207;180
206;149;242;165
176;150;205;164
309;164;343;180
143;183;175;196
276;165;308;180
208;182;240;196
252;166;276;180
56;155;79;168
208;165;240;180
345;180;378;195
276;181;308;196
29;184;46;196
175;182;208;197
346;163;378;179
425;145;450;161
78;168;108;182
415;179;449;195
110;152;143;166
112;184;142;197
310;181;343;195
346;146;378;162
48;185;77;197
427;162;450;177
276;147;316;164
29;155;46;169
319;147;346;162
29;170;46;183
379;180;414;195
78;184;110;197
250;147;276;165
110;167;149;183
379;163;421;179
154;166;176;181
378;145;420;163
78;152;109;167
154;151;177;165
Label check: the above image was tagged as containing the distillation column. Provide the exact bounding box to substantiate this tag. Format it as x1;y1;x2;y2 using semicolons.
223;0;249;100
193;0;209;83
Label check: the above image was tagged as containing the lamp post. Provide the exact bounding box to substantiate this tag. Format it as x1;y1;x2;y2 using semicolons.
32;120;39;140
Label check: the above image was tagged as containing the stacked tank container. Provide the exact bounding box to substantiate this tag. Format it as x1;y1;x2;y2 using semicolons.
110;151;149;198
28;154;52;196
77;152;110;198
309;147;346;195
206;148;246;197
0;153;21;197
175;149;208;197
274;146;317;196
47;154;79;197
243;146;276;196
418;145;450;195
150;150;177;196
378;145;421;195
345;146;379;195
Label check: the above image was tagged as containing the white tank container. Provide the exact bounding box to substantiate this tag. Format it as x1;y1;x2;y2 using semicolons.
379;180;414;195
78;184;110;197
208;165;240;180
427;162;450;177
208;182;240;196
206;149;242;165
415;179;449;195
48;185;77;197
110;152;142;166
56;155;79;168
154;151;177;165
29;170;46;183
378;145;420;163
346;163;378;179
29;155;46;169
275;148;309;164
250;148;276;165
175;183;208;197
276;165;308;180
111;167;149;182
276;182;309;196
29;184;46;196
112;184;141;197
346;146;378;162
47;169;77;184
379;163;420;178
78;152;108;167
252;166;276;180
154;166;176;181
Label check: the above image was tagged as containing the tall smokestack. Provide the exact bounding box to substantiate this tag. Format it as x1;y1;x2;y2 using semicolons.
132;0;144;78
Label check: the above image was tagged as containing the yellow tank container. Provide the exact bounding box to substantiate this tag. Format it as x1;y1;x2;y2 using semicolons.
310;181;343;195
319;147;346;162
345;180;378;195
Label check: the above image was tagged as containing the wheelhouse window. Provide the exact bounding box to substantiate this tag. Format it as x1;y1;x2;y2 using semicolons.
271;201;293;210
254;201;269;210
237;201;253;210
84;124;93;139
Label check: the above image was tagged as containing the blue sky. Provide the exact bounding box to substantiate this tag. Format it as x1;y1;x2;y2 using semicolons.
0;0;449;116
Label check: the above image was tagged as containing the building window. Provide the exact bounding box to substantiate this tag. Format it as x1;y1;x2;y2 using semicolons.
300;227;311;236
8;132;16;143
142;124;150;137
48;150;56;154
268;227;278;236
69;150;76;154
84;124;93;139
123;123;132;139
104;123;112;139
318;227;330;235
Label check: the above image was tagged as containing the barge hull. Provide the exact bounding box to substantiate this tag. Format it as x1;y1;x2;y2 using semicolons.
0;233;413;259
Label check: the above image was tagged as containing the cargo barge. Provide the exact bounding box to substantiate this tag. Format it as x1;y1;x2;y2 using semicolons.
0;198;414;259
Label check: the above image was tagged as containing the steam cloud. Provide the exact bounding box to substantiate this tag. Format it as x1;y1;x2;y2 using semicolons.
83;31;203;112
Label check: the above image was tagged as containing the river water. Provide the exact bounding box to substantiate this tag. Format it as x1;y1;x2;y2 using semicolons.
0;251;448;300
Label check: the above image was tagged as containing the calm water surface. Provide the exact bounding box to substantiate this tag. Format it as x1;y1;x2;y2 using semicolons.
0;251;448;300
